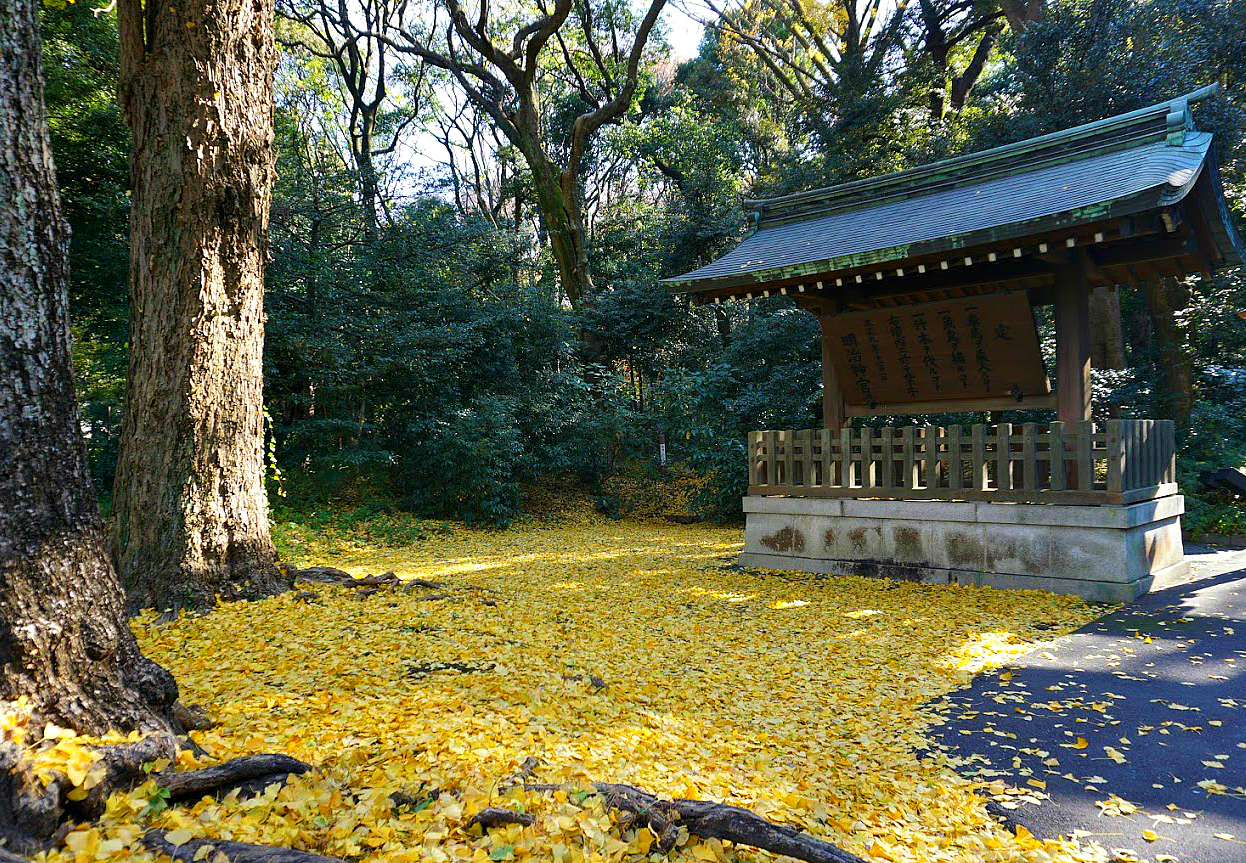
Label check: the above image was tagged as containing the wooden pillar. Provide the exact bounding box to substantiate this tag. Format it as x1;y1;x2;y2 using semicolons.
1054;260;1092;423
819;313;846;430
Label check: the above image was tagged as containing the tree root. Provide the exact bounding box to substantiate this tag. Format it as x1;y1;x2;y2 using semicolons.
465;807;535;830
157;754;312;803
0;732;179;857
518;778;867;863
1;749;313;860
404;578;444;590
464;757;865;862
289;566;354;585
172;703;213;732
142;829;346;862
292;567;450;601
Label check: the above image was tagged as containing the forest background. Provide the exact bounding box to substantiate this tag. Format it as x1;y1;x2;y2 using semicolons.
44;0;1246;532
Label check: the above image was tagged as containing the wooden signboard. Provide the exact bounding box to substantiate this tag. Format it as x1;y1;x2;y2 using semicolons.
824;291;1051;414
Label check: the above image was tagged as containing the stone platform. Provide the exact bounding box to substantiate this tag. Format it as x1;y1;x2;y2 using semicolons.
738;494;1187;602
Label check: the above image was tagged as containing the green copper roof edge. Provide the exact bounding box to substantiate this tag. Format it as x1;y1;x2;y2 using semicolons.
661;185;1182;291
1157;142;1209;207
742;85;1219;224
1204;157;1246;266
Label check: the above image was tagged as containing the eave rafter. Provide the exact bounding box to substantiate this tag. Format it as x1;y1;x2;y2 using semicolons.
694;209;1212;314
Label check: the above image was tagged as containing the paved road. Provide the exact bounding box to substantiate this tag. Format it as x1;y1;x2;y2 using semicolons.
929;546;1246;863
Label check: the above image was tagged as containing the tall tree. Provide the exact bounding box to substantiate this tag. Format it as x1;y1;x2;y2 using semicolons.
1140;278;1195;427
278;0;424;238
915;0;1003;119
112;0;286;610
1;0;178;847
394;0;669;307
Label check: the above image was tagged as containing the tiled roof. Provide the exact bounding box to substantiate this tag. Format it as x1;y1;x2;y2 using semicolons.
666;86;1240;291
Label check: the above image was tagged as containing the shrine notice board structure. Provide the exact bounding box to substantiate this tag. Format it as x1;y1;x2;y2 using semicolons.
664;86;1244;601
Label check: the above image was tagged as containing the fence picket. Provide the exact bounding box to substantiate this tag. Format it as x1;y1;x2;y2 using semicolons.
1076;422;1093;491
903;427;917;489
923;426;939;491
860;427;874;488
1106;421;1124;493
841;426;854;489
1022;423;1037;491
764;430;779;490
795;429;812;488
1048;422;1066;491
880;427;894;489
947;425;963;491
996;423;1012;492
819;428;833;488
1164;420;1176;484
971;424;987;491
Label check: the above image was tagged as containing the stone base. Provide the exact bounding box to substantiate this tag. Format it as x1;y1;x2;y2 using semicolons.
740;495;1187;603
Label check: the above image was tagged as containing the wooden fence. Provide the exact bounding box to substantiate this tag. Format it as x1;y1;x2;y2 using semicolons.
748;420;1177;505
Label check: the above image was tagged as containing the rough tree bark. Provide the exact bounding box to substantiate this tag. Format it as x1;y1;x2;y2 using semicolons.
0;0;178;848
529;146;595;306
1089;285;1126;370
1140;278;1194;427
998;0;1046;31
113;0;286;610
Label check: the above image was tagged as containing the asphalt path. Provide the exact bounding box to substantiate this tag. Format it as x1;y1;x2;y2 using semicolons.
929;546;1246;863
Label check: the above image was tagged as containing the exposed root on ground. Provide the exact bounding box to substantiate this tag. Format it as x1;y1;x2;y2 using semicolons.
0;733;178;858
171;703;213;732
142;830;346;862
498;756;540;792
291;567;458;604
521;780;868;863
465;807;536;830
455;757;868;863
407;592;450;602
156;754;312;803
0;741;313;862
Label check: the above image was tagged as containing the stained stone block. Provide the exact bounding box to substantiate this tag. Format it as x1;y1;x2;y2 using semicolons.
738;495;1187;602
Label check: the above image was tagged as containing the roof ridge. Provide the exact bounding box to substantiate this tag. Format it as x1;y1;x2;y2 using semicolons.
746;84;1219;229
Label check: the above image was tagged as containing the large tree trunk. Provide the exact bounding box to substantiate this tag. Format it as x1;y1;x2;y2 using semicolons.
529;155;594;307
113;0;285;611
1139;278;1195;427
0;0;178;845
1089;285;1126;369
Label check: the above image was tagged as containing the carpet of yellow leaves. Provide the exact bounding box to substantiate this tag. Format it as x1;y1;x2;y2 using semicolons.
38;513;1112;863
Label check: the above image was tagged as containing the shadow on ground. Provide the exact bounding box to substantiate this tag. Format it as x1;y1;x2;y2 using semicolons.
928;547;1246;862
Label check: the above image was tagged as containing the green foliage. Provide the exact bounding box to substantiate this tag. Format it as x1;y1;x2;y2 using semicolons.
51;0;1246;531
271;504;449;561
396;395;524;527
42;4;131;497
